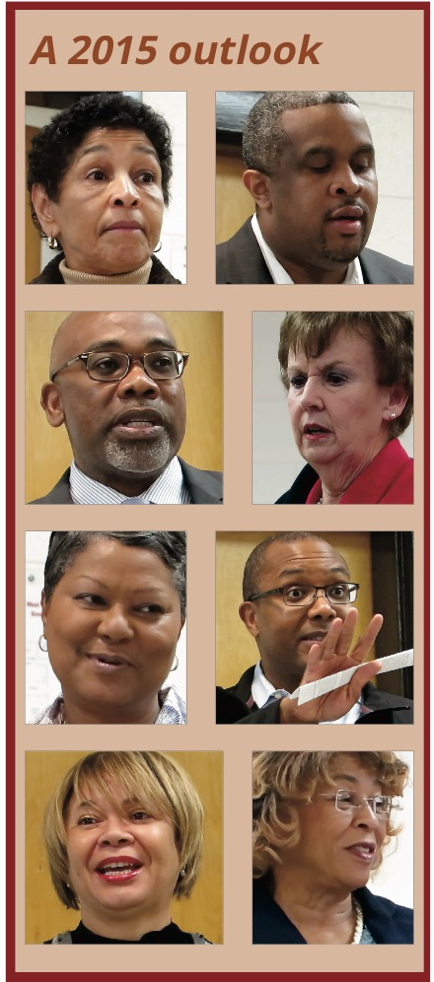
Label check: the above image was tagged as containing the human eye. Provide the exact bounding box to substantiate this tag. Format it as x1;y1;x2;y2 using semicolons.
326;371;347;386
284;585;308;602
327;584;349;602
76;814;98;826
336;790;354;809
148;351;176;373
288;373;307;391
137;170;156;184
89;353;123;376
75;593;105;607
87;168;107;182
131;809;152;821
136;603;164;616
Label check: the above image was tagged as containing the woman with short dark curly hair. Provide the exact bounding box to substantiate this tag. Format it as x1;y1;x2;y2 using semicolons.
28;92;181;284
252;751;413;944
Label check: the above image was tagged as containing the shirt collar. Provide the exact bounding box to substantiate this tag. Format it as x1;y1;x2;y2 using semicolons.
32;686;186;725
70;457;191;504
251;214;364;285
251;661;363;724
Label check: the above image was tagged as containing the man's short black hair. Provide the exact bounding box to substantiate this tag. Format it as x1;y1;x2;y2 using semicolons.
242;91;359;175
27;92;173;237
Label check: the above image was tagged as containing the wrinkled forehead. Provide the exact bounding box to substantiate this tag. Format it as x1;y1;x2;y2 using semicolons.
51;311;177;368
259;539;350;585
278;103;374;159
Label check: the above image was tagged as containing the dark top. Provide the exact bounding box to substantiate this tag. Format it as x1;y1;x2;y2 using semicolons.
253;880;413;944
45;920;207;944
216;218;413;285
216;668;413;724
30;251;181;285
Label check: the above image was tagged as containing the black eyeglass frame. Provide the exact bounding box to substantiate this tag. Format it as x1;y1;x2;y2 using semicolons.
50;349;190;383
247;583;360;606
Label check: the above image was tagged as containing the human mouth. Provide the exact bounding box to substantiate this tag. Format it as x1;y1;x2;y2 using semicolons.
326;205;364;235
85;652;132;671
302;423;331;441
299;631;328;648
103;220;144;233
95;856;143;882
111;408;167;439
345;841;376;863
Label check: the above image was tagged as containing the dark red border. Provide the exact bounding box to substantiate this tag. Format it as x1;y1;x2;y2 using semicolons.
6;2;429;979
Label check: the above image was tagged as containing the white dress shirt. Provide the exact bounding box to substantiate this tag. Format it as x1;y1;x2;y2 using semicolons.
251;214;364;285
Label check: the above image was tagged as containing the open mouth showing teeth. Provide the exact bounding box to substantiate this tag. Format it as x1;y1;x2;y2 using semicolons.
97;862;141;874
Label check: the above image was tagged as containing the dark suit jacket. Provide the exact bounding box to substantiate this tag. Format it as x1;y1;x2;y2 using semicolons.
29;459;223;505
216;665;413;724
216;218;413;284
30;251;181;285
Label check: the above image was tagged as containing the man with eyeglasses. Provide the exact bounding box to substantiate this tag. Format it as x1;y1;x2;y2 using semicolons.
29;311;223;504
216;532;413;724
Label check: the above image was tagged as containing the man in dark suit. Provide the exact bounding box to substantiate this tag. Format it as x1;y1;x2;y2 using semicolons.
216;91;413;285
29;311;223;505
216;532;413;724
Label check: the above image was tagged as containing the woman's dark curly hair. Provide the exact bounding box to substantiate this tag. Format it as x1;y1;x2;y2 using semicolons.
27;92;173;238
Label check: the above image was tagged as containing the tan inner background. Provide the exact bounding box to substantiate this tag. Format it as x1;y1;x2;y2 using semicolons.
14;3;425;976
216;531;374;688
25;750;223;944
25;310;222;502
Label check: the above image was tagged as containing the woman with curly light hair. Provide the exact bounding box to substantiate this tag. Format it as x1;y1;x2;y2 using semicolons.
253;751;413;944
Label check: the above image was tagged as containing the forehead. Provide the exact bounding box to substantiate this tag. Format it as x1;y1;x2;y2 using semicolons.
288;327;376;369
53;311;176;364
327;755;382;791
60;537;174;586
72;126;159;161
259;539;350;583
279;103;373;159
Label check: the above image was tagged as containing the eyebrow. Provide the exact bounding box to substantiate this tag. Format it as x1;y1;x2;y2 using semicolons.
332;773;382;790
287;359;355;372
82;337;177;353
77;142;160;163
302;142;375;162
74;796;142;811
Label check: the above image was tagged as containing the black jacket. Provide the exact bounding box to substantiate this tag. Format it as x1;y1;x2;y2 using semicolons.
30;251;181;284
253;881;413;944
216;219;413;285
216;666;413;724
29;459;223;505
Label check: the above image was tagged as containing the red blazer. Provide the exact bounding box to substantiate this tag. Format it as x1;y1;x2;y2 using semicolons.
305;439;413;504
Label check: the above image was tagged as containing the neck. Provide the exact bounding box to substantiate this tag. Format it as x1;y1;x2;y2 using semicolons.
315;434;390;504
272;867;357;944
74;461;169;496
260;660;302;695
81;906;172;942
62;691;162;725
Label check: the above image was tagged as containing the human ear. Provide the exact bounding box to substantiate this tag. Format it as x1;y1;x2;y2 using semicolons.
239;601;260;638
382;382;409;421
31;184;61;240
40;382;66;428
242;169;271;209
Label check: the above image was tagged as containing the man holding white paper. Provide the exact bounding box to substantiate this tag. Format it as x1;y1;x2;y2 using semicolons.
216;532;413;724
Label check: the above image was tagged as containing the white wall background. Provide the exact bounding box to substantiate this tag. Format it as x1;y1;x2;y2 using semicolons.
368;750;413;908
26;90;186;282
252;312;414;504
25;531;186;723
348;92;413;266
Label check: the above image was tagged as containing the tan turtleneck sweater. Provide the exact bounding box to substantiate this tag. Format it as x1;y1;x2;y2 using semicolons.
59;257;153;285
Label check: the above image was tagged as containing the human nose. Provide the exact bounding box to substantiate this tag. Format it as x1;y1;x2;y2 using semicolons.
352;799;381;828
298;375;324;411
307;589;336;619
116;360;161;399
329;163;362;197
110;172;140;207
98;817;135;846
97;604;134;642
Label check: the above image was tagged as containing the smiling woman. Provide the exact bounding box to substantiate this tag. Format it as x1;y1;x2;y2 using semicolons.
29;531;186;725
27;92;182;284
36;751;214;943
252;751;413;944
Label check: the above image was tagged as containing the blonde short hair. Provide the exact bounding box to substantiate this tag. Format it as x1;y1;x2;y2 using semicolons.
44;751;204;910
253;751;409;878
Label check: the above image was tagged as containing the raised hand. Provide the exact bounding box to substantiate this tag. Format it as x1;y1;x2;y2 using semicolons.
279;608;384;724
